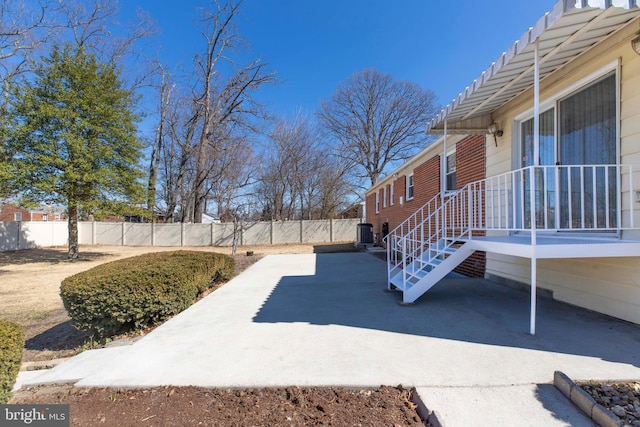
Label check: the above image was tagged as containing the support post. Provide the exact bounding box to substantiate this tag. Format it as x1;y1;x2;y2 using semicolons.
442;120;448;193
530;256;537;335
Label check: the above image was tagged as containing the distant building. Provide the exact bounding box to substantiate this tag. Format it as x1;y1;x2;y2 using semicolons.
0;202;67;222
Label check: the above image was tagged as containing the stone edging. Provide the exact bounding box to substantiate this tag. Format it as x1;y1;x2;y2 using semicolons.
412;391;443;427
553;371;623;427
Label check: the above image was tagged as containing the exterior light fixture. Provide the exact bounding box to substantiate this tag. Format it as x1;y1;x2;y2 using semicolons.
632;33;640;56
487;121;503;147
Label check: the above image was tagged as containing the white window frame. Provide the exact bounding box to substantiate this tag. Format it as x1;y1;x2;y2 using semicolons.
406;174;414;200
42;214;48;221
375;191;380;213
383;186;387;208
445;150;456;192
14;212;22;221
390;183;394;206
55;213;61;221
512;60;620;170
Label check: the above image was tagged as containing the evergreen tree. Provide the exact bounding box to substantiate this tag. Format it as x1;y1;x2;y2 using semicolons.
11;43;144;259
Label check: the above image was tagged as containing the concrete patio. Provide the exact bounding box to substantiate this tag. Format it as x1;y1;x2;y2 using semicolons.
17;252;640;426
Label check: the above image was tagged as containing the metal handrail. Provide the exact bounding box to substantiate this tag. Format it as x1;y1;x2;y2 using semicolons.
386;164;635;291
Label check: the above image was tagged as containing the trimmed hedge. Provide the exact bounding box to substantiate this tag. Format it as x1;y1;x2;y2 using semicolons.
0;320;25;404
60;251;234;338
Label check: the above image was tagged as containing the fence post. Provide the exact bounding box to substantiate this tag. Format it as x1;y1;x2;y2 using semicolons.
270;220;273;245
92;221;96;245
181;222;185;247
17;221;22;250
151;222;155;246
300;220;303;243
330;218;334;242
122;222;126;246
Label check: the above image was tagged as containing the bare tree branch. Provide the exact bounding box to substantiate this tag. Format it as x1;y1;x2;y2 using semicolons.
318;68;439;186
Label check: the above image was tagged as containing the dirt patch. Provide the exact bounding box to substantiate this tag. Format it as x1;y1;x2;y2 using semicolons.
10;384;428;426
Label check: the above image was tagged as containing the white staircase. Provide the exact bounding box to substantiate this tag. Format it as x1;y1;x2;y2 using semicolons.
384;188;476;304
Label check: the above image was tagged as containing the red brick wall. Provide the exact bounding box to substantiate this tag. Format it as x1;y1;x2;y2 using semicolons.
0;203;31;222
453;135;486;278
366;135;487;278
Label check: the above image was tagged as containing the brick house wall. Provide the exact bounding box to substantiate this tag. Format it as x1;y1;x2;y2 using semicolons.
0;203;31;222
366;134;486;278
451;135;486;277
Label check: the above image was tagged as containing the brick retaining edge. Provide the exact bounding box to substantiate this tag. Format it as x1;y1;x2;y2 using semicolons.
553;371;623;427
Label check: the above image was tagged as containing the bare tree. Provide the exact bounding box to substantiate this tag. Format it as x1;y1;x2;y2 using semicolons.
256;114;353;220
55;0;157;90
0;0;51;197
188;0;275;223
318;68;439;187
147;63;175;219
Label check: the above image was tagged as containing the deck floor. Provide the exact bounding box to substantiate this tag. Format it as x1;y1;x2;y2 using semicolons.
461;234;640;259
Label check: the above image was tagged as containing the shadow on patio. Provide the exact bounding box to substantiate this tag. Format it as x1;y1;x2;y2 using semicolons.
252;252;640;368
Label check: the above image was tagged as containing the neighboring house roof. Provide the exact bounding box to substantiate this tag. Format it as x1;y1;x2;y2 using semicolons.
202;213;221;224
426;0;640;134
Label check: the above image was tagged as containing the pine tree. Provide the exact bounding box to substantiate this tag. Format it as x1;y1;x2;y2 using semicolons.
12;43;144;259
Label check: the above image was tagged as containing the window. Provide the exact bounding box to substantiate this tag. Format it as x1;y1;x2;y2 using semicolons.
446;152;457;191
383;186;387;208
14;212;22;221
55;213;61;221
42;214;48;221
406;174;414;200
516;69;617;230
390;184;394;206
375;191;380;213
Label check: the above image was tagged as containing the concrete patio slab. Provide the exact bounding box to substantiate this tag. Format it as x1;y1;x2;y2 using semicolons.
18;252;640;426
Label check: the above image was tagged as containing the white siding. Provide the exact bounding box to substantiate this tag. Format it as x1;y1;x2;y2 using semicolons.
485;22;640;325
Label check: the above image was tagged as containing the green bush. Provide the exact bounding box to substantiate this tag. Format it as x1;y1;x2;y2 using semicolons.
60;251;234;338
0;320;25;404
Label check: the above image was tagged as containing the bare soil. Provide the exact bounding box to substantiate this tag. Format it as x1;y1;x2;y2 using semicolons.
10;384;427;426
3;243;431;426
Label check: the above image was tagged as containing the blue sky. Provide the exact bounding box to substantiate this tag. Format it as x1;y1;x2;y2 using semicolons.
119;0;558;123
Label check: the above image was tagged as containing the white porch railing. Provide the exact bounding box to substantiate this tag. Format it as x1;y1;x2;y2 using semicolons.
384;164;635;293
472;164;634;233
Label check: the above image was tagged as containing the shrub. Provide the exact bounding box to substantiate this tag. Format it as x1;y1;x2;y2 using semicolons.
0;320;25;403
60;251;234;338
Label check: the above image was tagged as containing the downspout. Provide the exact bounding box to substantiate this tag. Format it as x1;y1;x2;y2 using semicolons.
530;39;540;336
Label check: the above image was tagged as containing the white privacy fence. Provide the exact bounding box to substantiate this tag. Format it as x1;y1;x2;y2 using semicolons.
0;219;360;251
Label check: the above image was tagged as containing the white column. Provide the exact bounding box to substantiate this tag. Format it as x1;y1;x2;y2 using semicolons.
442;120;448;193
530;38;540;336
530;255;537;335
